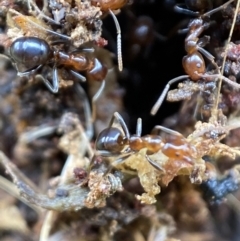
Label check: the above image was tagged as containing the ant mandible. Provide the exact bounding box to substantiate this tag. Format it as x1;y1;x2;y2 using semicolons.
9;36;107;93
151;0;238;115
95;112;195;172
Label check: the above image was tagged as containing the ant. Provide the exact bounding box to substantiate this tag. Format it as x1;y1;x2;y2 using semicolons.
95;112;195;172
151;0;239;115
9;36;107;93
123;10;167;60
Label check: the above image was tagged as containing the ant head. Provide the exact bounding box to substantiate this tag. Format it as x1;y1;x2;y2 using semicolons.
96;127;128;153
10;37;51;70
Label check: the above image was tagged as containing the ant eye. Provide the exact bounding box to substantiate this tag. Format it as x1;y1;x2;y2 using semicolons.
117;135;127;146
32;56;40;64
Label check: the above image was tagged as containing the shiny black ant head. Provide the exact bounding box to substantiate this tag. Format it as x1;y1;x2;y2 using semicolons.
9;37;51;70
185;0;212;12
96;127;128;153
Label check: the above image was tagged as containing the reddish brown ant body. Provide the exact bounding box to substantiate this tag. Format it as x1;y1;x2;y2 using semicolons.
91;0;128;11
151;0;238;115
95;112;195;171
9;36;107;93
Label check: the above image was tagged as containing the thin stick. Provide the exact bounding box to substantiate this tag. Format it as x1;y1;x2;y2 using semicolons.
0;175;42;214
39;210;56;241
214;0;240;117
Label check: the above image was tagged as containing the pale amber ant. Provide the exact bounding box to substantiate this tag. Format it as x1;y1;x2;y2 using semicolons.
95;112;195;172
151;0;238;115
9;37;107;93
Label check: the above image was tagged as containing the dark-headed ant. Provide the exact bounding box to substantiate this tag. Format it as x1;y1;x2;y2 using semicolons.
151;0;239;115
95;112;195;172
9;36;107;93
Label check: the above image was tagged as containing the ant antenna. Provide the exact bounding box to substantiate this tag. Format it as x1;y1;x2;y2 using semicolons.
109;10;123;72
202;0;235;18
150;75;189;115
91;80;106;122
76;84;94;139
136;118;142;137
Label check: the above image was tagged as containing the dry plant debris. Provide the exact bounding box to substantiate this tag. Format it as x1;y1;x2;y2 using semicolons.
1;0;240;241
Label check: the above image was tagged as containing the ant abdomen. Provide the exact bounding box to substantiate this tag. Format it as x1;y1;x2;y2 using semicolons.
162;135;195;163
130;16;154;47
88;58;108;81
10;37;51;70
91;0;128;11
96;127;127;153
182;51;205;80
162;144;193;163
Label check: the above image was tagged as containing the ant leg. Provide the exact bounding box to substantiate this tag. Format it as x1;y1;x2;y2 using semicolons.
15;64;42;77
197;45;221;74
96;150;122;157
111;152;132;166
145;155;165;172
150;75;189;115
197;46;215;63
75;84;93;139
174;4;199;17
69;70;86;82
136;118;142;137
198;73;240;90
151;125;183;137
91;80;106;121
51;40;70;46
198;36;210;48
109;112;130;139
36;65;59;93
70;48;95;54
19;125;57;144
109;10;123;72
103;152;135;177
202;0;234;18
